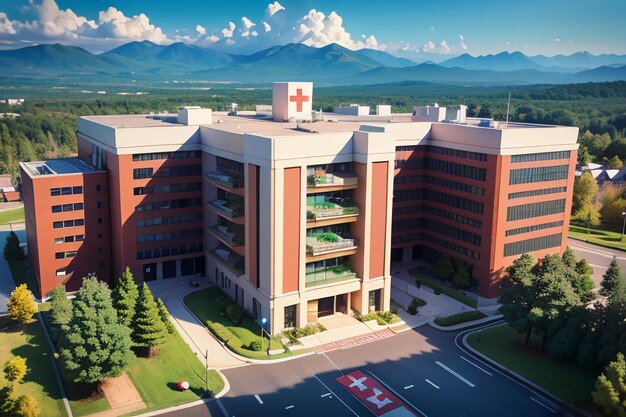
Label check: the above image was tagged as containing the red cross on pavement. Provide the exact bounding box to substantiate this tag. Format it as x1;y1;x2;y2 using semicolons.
289;88;309;112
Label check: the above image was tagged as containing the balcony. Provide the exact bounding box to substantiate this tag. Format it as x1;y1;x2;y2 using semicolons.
207;196;245;224
205;171;244;195
307;202;359;222
207;245;245;277
207;222;245;255
307;172;358;193
306;232;357;258
305;264;357;288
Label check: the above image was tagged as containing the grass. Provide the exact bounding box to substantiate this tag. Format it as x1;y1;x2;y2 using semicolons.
467;324;596;407
569;223;626;252
433;310;486;326
409;269;478;308
0;315;67;417
185;287;291;360
0;207;24;225
70;396;110;417
125;332;224;414
8;257;40;297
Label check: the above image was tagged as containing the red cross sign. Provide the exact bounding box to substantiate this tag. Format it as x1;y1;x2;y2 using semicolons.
289;88;309;112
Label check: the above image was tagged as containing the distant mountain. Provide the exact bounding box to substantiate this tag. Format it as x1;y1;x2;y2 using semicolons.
440;51;546;72
101;40;166;61
353;48;415;67
530;51;626;70
574;65;626;82
154;42;234;69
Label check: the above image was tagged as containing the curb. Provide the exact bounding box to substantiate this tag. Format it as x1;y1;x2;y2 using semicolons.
457;322;591;417
568;235;626;253
428;314;503;331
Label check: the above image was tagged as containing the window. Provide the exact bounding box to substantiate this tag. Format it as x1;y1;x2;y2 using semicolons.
252;298;261;320
64;236;74;243
50;188;61;196
74;203;83;210
66;251;77;258
426;145;487;161
50;186;82;197
132;151;201;161
72;186;83;194
53;221;63;229
54;237;63;244
97;218;103;224
505;221;564;237
55;252;64;259
63;204;73;212
76;235;84;241
394;189;484;215
508;187;567;200
96;201;101;209
284;305;297;328
509;165;569;185
394;175;485;196
75;219;84;226
511;151;570;163
61;187;72;195
96;184;101;192
507;199;566;221
504;233;562;257
133;168;154;179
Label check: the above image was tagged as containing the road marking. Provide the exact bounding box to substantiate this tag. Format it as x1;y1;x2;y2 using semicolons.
313;376;359;417
460;355;493;376
322;353;344;375
285;405;295;410
436;361;475;387
425;379;440;389
321;393;331;398
403;384;414;390
569;244;626;260
589;263;608;270
254;394;263;404
530;397;557;413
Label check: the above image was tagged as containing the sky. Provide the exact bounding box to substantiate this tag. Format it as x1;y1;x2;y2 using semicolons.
0;0;624;60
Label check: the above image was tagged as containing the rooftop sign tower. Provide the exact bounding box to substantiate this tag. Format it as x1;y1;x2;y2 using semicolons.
272;82;313;122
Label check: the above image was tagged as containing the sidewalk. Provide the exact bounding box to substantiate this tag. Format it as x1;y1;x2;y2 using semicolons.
148;278;248;370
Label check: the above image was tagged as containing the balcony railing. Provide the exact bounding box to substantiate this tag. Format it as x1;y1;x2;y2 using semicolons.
305;265;357;288
307;172;358;188
208;197;244;218
206;171;243;189
306;233;357;255
307;202;359;220
208;245;245;276
208;224;245;247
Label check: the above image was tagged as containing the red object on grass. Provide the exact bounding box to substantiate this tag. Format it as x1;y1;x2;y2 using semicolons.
177;380;190;391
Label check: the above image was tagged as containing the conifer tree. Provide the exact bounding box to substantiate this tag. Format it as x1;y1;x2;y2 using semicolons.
593;353;626;416
600;257;621;298
156;298;175;334
112;267;139;328
133;284;168;355
432;254;454;281
7;284;37;330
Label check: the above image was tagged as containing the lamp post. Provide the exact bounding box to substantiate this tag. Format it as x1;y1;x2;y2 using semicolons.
260;317;267;352
622;212;626;242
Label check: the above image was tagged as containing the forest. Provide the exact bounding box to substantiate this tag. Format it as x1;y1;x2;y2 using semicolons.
0;80;625;180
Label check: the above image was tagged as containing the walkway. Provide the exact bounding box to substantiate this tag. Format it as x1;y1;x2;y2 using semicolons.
0;227;26;312
89;373;146;417
148;277;247;370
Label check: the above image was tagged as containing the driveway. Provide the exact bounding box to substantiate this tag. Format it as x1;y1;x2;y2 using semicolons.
0;228;26;312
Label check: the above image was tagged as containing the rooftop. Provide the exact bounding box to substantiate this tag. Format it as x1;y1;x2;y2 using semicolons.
21;158;98;177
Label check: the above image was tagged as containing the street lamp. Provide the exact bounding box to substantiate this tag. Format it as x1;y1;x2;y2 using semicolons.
260;317;268;354
622;212;626;242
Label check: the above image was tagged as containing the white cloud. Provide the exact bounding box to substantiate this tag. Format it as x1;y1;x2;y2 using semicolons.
240;16;256;37
459;34;467;50
266;2;285;18
97;7;166;42
262;21;271;32
38;0;96;37
0;13;19;34
221;21;235;38
423;41;435;52
440;40;450;53
295;9;377;50
196;25;206;35
554;38;561;42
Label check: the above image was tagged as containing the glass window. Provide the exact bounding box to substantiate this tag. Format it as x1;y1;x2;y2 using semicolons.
76;235;84;241
53;221;63;229
66;251;77;258
54;237;63;244
55;252;64;259
61;187;72;195
72;186;83;194
50;188;61;196
284;305;296;328
75;219;84;226
51;205;62;213
63;204;73;212
74;203;84;210
64;220;73;227
64;236;74;243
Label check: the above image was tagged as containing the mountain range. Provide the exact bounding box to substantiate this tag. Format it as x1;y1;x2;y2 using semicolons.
1;41;625;86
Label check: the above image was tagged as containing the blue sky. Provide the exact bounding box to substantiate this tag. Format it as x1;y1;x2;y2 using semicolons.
0;0;624;59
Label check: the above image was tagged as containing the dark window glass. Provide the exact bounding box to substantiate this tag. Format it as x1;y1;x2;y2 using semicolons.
63;204;73;212
64;236;74;243
53;221;63;228
72;186;83;194
75;219;84;226
51;205;62;213
55;252;64;259
284;305;296;328
61;187;72;195
74;203;84;210
504;233;562;257
50;188;61;196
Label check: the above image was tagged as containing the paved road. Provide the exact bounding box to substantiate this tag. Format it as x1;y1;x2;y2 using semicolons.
160;325;563;417
568;238;626;286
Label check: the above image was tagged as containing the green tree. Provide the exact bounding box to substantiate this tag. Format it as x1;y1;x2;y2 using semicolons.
59;277;133;384
3;356;28;385
600;198;626;232
578;145;592;165
606;155;624;170
562;246;577;269
133;284;168;355
499;254;537;345
575;259;594;279
48;286;72;328
572;171;598;215
452;263;471;289
156;298;175;334
112;267;139;328
593;353;626;416
13;394;40;417
3;232;24;262
600;258;622;298
7;284;37;330
432;254;454;281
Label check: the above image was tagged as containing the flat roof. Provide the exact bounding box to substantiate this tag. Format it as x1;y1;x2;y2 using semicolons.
21;158;99;177
80;114;180;129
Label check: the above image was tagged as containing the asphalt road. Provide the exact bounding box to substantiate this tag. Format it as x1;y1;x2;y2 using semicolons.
568;238;626;286
163;325;563;417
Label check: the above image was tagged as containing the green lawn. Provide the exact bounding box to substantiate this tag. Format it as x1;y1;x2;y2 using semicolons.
0;316;67;417
125;331;224;415
569;224;626;252
0;207;24;225
69;396;110;417
409;269;478;308
185;287;291;360
434;310;486;327
467;324;596;406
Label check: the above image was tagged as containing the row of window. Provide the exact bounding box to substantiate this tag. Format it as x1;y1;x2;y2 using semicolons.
509;165;569;185
507;199;566;221
510;151;570;163
54;234;84;244
392;204;482;228
426;145;487;162
394;189;484;215
136;197;201;212
394;174;485;196
132;151;201;161
52;203;83;213
133;182;201;195
391;232;481;260
137;214;203;228
396;158;487;182
504;233;562;257
217;156;244;173
392;218;482;246
55;251;77;259
396;146;416;152
50;186;82;196
53;219;84;228
137;228;202;243
136;242;203;260
508;186;567;200
505;221;564;237
132;165;201;179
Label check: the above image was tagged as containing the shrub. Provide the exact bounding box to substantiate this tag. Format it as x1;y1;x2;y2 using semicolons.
248;340;263;351
407;298;426;315
316;232;340;243
226;337;243;350
433;310;486;327
225;303;244;325
285;323;326;341
207;321;236;343
434;287;442;295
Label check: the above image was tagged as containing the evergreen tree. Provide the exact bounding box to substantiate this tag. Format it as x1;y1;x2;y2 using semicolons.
7;284;37;330
432;254;454;281
49;286;72;328
451;263;471;289
3;231;24;262
156;298;175;334
59;277;133;384
3;356;28;385
600;257;621;298
112;267;138;328
561;246;577;269
133;284;168;355
593;353;626;416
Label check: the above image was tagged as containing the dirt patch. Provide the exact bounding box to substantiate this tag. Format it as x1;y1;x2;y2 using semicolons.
100;373;144;410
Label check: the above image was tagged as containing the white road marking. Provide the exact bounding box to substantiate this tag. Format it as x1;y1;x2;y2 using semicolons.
254;394;263;404
321;393;331;398
436;361;475;387
285;405;294;410
313;376;359;417
569;244;626;260
404;384;414;390
322;353;344;375
530;396;557;413
460;355;493;376
425;379;439;389
589;263;608;270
